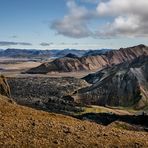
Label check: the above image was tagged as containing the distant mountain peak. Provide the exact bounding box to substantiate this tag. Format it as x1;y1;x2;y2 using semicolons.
64;53;78;58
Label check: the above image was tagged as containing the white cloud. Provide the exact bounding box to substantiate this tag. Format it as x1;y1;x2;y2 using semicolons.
51;0;148;38
0;41;32;46
97;0;148;16
51;0;95;38
96;0;148;37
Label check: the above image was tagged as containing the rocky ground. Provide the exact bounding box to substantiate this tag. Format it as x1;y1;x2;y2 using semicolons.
7;77;88;114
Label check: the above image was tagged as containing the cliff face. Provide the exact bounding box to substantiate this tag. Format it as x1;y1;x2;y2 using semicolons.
26;45;148;73
74;56;148;109
0;75;11;98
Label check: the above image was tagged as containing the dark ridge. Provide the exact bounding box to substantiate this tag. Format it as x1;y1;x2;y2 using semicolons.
64;53;79;58
76;113;148;128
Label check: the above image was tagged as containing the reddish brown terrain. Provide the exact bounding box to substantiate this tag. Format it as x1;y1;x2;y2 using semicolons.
26;45;148;74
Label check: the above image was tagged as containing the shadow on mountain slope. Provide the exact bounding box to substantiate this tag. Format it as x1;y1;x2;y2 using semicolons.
76;112;148;130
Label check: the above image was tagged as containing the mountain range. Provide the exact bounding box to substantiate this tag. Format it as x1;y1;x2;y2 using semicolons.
0;48;111;59
26;44;148;74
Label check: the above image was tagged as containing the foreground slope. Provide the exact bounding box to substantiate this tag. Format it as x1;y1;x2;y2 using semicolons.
0;76;148;147
1;95;148;147
26;44;148;73
75;56;148;109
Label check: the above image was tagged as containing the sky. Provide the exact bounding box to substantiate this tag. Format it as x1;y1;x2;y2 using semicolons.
0;0;148;50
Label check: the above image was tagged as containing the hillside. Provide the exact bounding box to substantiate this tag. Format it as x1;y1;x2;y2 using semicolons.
74;56;148;109
26;45;148;74
0;76;148;147
0;70;148;148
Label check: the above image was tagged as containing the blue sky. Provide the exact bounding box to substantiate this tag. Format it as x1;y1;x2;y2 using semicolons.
0;0;148;50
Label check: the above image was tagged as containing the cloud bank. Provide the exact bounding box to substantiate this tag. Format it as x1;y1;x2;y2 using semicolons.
0;41;32;46
51;0;148;38
97;0;148;37
40;42;54;46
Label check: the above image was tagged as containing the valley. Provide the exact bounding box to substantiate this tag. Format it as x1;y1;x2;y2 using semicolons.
0;45;148;147
1;0;148;147
0;45;148;115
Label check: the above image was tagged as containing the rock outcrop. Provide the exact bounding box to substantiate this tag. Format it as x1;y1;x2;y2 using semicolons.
7;77;88;113
0;75;11;98
74;56;148;109
26;45;148;73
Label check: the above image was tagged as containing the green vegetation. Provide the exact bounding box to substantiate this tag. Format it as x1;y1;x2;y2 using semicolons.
75;105;137;116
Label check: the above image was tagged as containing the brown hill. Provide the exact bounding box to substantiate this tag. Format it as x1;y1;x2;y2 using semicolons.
1;93;148;147
74;56;148;109
26;44;148;74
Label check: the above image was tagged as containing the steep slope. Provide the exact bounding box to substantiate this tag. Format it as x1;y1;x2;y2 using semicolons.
0;75;11;98
74;56;148;109
26;44;148;73
1;92;148;147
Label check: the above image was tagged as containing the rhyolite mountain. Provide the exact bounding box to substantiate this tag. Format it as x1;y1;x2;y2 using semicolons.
73;55;148;109
26;45;148;74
